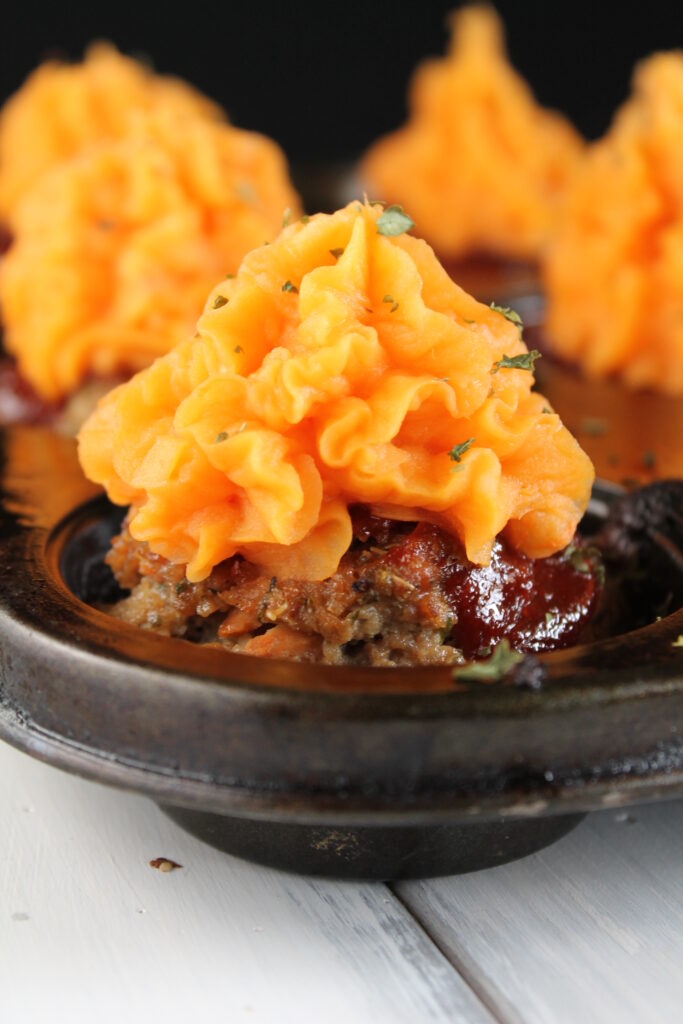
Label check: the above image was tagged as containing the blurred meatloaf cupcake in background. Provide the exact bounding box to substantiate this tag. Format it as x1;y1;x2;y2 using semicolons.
544;51;683;396
0;43;223;224
361;5;584;297
0;47;301;428
77;201;599;666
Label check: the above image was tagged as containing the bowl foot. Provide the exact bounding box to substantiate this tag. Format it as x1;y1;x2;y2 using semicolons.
159;806;585;879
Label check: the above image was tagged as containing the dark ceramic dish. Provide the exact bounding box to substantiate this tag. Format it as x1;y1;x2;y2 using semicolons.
0;425;682;879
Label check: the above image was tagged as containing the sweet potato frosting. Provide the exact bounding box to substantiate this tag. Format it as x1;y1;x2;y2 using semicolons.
545;53;683;395
0;110;300;400
362;5;584;261
78;202;594;583
0;43;223;220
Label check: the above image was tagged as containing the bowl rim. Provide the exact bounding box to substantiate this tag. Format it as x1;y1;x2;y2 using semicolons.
1;425;682;825
39;484;683;703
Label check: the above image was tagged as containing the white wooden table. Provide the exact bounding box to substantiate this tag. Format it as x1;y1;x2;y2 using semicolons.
1;739;681;1024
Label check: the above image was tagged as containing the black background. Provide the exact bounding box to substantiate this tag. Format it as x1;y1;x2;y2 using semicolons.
1;1;681;161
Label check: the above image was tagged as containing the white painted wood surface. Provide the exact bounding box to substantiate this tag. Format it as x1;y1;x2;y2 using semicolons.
1;738;682;1024
398;802;683;1024
0;742;490;1024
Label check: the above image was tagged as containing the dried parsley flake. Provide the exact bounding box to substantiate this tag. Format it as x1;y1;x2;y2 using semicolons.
490;303;523;331
376;204;415;237
580;416;609;437
448;438;475;462
453;640;524;682
491;350;541;374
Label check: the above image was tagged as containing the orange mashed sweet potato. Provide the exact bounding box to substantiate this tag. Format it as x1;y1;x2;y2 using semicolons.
0;109;300;401
362;5;584;261
0;43;223;220
544;52;683;395
78;202;594;583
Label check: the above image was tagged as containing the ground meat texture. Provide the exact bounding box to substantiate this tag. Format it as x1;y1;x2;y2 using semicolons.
104;510;602;666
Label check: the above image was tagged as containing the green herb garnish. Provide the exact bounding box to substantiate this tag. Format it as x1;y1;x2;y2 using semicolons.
580;416;609;437
564;543;591;574
282;207;292;228
282;280;299;294
300;215;310;224
491;350;541;374
376;204;415;237
225;273;235;279
214;423;246;444
565;543;605;584
234;345;243;354
212;294;228;309
453;640;524;682
175;580;190;594
383;293;399;312
448;438;475;463
329;247;345;259
542;406;552;414
490;303;523;331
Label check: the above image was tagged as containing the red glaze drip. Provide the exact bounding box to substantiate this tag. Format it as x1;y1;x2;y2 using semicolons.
351;511;600;658
441;537;599;657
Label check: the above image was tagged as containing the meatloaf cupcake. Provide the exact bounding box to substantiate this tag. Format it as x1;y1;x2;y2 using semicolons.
0;108;300;418
77;201;599;665
544;51;683;396
0;43;223;222
361;6;584;295
0;45;300;427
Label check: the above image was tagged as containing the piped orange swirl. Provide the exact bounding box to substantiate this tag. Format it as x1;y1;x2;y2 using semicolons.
0;109;300;401
78;202;594;583
0;43;223;220
545;52;683;395
362;5;584;261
